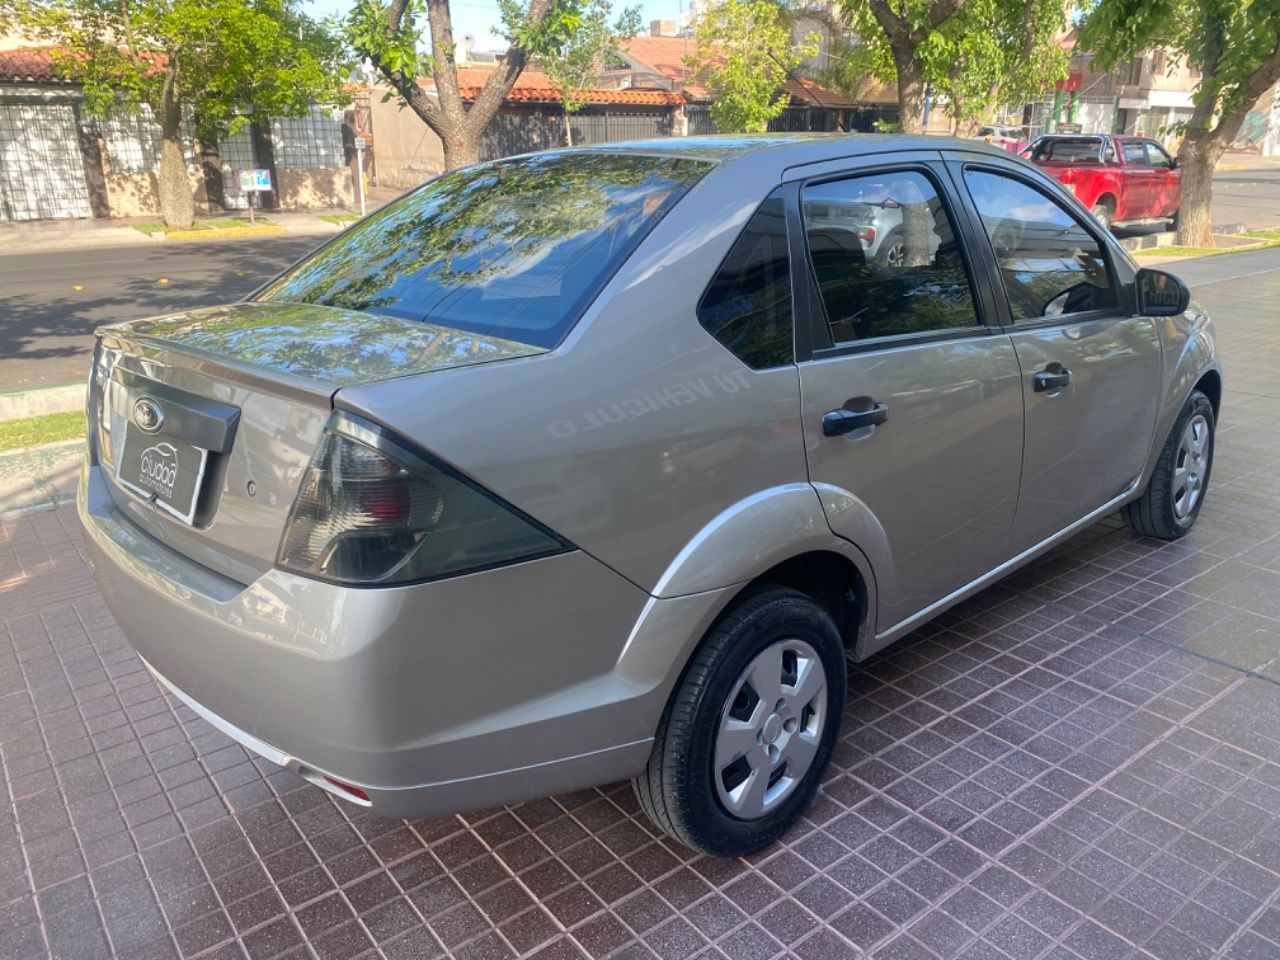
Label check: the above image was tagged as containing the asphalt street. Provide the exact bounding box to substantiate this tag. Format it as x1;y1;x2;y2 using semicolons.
0;156;1277;392
1210;156;1280;232
0;236;325;390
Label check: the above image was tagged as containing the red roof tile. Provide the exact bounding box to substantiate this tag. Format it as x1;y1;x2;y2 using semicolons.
439;66;684;105
619;35;886;107
0;44;167;83
0;46;68;82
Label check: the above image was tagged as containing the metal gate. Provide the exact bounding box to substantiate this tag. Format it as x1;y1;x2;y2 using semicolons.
481;107;674;160
0;102;92;221
217;126;259;210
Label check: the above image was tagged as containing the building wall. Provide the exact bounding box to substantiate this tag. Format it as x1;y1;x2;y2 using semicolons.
368;88;446;190
276;167;354;210
0;84;353;221
102;170;209;218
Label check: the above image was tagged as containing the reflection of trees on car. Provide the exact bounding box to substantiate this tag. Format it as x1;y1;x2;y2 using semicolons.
133;303;534;381
258;153;710;347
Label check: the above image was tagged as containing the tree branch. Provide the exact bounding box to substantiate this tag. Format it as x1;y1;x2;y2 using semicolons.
465;0;553;136
865;0;908;45
369;0;448;132
426;0;465;116
927;0;966;30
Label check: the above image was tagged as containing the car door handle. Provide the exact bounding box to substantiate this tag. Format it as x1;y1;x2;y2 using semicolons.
822;402;889;437
1033;367;1072;392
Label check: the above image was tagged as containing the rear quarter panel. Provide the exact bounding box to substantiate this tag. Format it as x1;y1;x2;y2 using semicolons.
335;153;811;594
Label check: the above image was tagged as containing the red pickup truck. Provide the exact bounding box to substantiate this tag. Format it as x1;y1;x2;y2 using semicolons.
1022;134;1181;230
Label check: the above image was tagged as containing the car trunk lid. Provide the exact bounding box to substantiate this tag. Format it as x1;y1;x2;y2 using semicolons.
92;301;545;584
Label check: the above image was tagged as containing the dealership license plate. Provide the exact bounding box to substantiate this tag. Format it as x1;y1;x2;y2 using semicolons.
116;425;209;525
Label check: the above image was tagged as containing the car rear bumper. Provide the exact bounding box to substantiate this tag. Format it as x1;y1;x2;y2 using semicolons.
77;462;733;817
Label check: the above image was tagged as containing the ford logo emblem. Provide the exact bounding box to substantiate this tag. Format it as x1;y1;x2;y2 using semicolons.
133;397;165;434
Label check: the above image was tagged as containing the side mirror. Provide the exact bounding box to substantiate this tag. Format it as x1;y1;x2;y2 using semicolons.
1136;268;1191;316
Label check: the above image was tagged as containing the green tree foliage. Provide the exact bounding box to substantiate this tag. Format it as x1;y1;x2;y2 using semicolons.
1077;0;1280;245
6;0;347;229
686;0;821;133
832;0;1067;133
346;0;582;170
540;0;642;145
833;0;968;133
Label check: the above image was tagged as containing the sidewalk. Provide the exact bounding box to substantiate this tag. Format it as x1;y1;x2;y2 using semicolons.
0;440;80;515
0;209;351;254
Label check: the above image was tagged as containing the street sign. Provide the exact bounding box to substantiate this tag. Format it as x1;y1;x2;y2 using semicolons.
239;169;271;192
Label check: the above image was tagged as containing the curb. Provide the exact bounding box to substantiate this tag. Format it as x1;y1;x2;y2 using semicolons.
1118;224;1249;252
146;224;289;242
0;384;86;422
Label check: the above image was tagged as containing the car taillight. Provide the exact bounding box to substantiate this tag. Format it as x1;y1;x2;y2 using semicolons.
88;343;114;467
857;227;876;243
277;413;570;585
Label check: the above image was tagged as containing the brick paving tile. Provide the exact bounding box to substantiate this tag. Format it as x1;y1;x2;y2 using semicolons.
3;262;1280;959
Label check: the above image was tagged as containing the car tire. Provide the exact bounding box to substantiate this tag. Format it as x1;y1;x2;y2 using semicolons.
876;229;906;268
1091;199;1115;230
1169;207;1180;233
1123;390;1215;540
633;587;847;857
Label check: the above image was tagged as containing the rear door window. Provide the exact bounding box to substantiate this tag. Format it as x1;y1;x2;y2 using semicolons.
1035;138;1103;163
258;153;710;348
801;170;981;344
1122;141;1148;165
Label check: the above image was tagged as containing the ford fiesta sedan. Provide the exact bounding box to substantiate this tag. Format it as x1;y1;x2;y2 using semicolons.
79;136;1221;856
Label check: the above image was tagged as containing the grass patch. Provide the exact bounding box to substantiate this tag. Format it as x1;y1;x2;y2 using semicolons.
0;411;84;453
1133;233;1280;259
1134;245;1227;258
132;216;272;236
320;213;362;225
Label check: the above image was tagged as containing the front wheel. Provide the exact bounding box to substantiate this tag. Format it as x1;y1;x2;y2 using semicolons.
1123;390;1215;539
633;588;847;857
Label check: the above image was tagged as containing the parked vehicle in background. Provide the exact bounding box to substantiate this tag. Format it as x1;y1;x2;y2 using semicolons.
1022;133;1182;229
79;136;1220;857
977;124;1027;151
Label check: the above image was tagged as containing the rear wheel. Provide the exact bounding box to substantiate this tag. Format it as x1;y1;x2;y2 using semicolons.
1123;390;1215;539
877;230;906;268
633;588;846;857
1091;198;1115;230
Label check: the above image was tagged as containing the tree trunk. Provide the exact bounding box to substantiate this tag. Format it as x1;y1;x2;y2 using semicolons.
156;65;193;229
1174;133;1219;247
564;109;573;147
894;55;926;134
441;131;480;170
369;0;553;173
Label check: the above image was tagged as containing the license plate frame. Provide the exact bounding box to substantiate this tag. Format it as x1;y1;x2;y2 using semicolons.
116;424;209;525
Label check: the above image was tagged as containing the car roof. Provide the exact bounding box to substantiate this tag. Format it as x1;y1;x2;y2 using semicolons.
572;133;1019;167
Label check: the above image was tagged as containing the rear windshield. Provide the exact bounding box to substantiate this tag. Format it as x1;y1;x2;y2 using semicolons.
258;152;710;348
1032;138;1104;163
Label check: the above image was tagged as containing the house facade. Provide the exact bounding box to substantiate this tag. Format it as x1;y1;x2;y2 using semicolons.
0;45;356;223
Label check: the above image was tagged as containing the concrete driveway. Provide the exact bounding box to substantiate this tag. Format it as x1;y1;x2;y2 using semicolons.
1;250;1279;960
